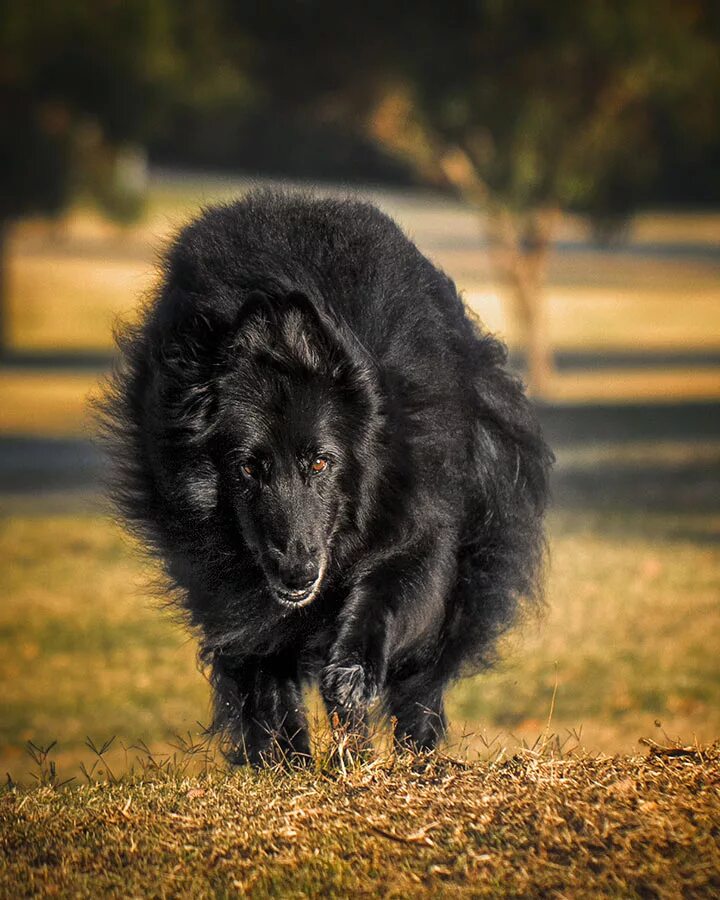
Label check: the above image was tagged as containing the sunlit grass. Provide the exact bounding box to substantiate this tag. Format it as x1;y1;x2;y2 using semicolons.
3;747;718;897
2;180;718;896
452;508;720;756
8;252;151;352
7;179;720;356
2;504;718;780
0;515;208;779
0;372;98;436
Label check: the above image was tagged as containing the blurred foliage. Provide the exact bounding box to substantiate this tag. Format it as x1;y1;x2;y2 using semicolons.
237;0;720;219
149;109;418;186
2;0;718;380
2;1;719;224
0;0;252;223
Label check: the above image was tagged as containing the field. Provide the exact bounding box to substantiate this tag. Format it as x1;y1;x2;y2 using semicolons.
2;501;720;783
8;175;720;361
1;175;719;895
3;747;718;897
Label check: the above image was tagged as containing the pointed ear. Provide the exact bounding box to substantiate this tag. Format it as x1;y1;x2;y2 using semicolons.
231;290;275;354
276;291;335;369
236;289;274;325
233;289;341;372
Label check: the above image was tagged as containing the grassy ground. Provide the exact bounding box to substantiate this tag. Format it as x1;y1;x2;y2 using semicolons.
8;177;720;362
3;368;720;444
2;745;718;897
2;500;718;782
3;364;720;446
11;237;720;356
2;182;719;894
0;372;98;437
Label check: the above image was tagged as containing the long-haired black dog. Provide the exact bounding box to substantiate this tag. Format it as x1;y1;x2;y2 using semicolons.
101;190;552;765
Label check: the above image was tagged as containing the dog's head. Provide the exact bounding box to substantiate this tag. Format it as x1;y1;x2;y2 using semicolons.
215;290;381;608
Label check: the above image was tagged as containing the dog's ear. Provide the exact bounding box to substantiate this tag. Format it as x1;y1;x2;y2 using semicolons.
234;289;342;372
232;289;275;350
277;291;334;369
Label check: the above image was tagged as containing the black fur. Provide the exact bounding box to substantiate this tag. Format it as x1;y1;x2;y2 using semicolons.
100;191;553;765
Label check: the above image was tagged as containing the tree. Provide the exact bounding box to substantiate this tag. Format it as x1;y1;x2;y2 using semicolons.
0;0;250;355
239;0;720;394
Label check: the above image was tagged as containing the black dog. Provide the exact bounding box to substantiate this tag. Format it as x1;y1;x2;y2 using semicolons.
101;191;552;765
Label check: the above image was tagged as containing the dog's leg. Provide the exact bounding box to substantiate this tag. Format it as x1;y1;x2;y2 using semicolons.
211;656;311;767
319;608;388;718
320;538;455;733
385;672;448;752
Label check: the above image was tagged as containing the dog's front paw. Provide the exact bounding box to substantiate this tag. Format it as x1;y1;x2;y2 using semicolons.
321;661;376;710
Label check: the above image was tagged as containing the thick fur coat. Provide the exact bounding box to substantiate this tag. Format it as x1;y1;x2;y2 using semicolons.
101;191;552;764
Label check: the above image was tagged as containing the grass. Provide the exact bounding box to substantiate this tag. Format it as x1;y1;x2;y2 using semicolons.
3;365;720;444
455;509;720;748
1;503;718;782
7;176;720;359
4;371;720;445
0;371;98;436
0;515;207;779
10;241;720;356
1;743;718;897
2;181;719;894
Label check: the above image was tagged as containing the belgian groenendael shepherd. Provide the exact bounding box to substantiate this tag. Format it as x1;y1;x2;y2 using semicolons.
101;191;552;765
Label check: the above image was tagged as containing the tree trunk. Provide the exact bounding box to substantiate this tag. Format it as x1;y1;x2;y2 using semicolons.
437;147;557;397
486;206;558;397
510;257;553;397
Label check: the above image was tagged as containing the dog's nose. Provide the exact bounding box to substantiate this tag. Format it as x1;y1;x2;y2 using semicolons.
278;557;319;591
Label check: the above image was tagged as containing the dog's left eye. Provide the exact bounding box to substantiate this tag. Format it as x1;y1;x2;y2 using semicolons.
241;462;257;479
310;456;329;474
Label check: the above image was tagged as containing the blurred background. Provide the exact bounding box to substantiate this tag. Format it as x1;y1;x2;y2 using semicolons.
1;1;719;780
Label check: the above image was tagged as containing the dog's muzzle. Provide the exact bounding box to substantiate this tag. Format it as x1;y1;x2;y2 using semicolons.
271;558;327;609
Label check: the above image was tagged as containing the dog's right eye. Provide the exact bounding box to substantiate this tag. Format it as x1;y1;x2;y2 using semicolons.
241;462;257;479
311;456;329;474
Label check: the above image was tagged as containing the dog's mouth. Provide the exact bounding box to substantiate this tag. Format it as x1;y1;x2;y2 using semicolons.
270;559;327;610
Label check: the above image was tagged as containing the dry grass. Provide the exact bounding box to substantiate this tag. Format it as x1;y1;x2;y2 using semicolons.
1;365;719;445
453;506;720;757
10;244;720;357
2;181;718;896
542;367;720;403
0;515;207;780
1;505;718;780
7;182;720;360
1;743;718;897
7;250;151;352
0;372;97;436
1;502;717;896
